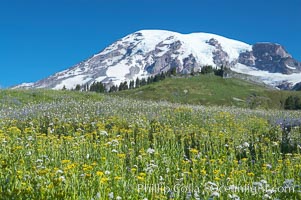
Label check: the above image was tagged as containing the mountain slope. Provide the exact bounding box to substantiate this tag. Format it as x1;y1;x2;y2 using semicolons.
111;74;301;109
14;30;301;90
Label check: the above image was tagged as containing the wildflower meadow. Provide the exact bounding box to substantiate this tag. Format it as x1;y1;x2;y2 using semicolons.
0;91;300;199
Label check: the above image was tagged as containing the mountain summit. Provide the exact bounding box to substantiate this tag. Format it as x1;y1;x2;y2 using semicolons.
15;30;301;90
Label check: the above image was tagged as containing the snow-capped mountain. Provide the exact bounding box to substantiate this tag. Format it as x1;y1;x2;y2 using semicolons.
14;30;301;90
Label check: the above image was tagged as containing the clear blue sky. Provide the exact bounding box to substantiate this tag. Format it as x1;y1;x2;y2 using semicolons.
0;0;300;88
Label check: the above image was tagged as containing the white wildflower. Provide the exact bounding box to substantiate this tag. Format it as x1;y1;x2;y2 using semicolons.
59;176;66;182
211;191;220;197
243;142;250;148
99;130;108;136
111;149;118;153
111;140;119;146
27;136;34;141
108;192;114;199
146;148;155;154
272;141;279;146
260;179;268;185
266;164;272;169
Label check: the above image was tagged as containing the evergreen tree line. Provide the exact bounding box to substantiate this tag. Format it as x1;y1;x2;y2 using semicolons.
284;95;301;110
68;69;173;93
110;70;169;92
68;65;225;93
199;65;226;77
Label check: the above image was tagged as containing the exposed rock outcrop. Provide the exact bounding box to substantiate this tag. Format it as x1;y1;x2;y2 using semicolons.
238;51;256;66
207;38;230;67
238;43;301;74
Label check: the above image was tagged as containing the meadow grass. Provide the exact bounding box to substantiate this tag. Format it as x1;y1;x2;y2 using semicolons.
112;75;301;109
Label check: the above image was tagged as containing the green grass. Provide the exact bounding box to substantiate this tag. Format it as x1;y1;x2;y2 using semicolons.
112;74;301;109
1;75;300;110
0;89;103;107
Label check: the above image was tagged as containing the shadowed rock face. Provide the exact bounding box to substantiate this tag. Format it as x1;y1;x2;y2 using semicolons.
238;43;301;74
292;82;301;91
206;38;231;67
276;82;295;90
238;51;256;66
145;40;201;74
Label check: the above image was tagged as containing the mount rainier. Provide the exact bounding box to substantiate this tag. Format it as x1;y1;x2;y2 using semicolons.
15;30;301;90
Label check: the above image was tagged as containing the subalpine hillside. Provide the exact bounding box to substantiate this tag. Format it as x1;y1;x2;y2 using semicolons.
112;74;301;109
0;89;300;199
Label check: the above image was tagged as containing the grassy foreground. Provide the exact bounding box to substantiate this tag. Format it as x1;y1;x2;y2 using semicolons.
0;89;300;199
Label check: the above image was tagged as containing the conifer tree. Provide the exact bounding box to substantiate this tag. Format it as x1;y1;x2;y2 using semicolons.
141;78;147;86
129;80;135;89
135;77;140;88
75;84;81;91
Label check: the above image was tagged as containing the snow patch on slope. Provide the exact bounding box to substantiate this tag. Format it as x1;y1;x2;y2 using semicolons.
13;82;34;89
53;75;92;90
137;30;252;66
233;63;301;87
286;64;296;70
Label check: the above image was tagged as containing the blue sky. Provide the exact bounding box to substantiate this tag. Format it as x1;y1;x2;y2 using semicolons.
0;0;300;88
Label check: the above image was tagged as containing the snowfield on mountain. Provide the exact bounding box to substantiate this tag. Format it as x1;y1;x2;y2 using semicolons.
14;30;301;90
